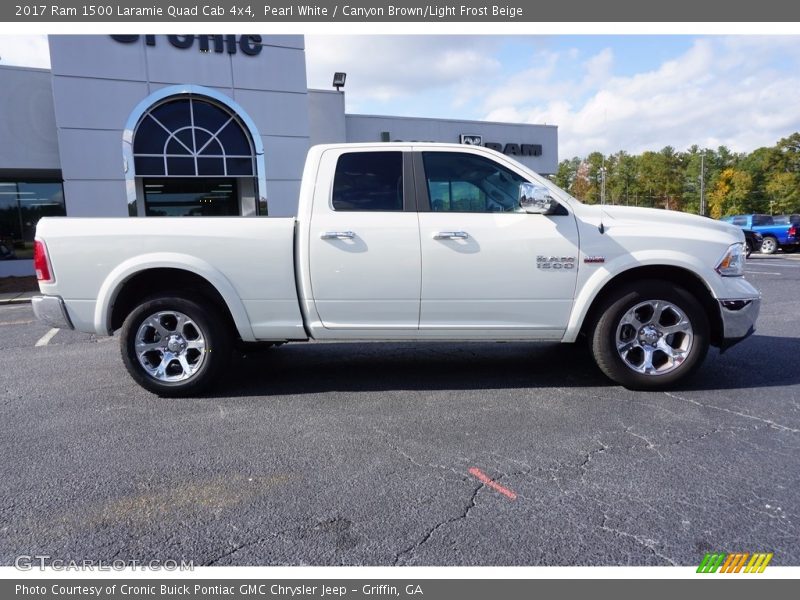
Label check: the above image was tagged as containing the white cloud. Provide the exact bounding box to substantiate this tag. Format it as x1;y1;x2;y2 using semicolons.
0;35;49;68
305;35;500;110
583;47;613;86
482;37;800;159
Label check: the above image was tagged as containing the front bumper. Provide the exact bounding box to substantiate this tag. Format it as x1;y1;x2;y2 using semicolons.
31;295;74;330
718;297;760;352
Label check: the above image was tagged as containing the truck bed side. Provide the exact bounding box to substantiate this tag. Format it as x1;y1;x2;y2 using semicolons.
36;217;305;341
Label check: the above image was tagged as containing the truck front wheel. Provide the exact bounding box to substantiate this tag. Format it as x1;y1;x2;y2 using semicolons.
120;294;232;397
590;281;709;390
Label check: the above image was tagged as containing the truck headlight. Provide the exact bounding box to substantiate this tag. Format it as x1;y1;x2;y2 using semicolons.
716;243;745;277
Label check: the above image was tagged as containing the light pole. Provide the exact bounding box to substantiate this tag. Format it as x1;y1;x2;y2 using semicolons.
699;151;706;216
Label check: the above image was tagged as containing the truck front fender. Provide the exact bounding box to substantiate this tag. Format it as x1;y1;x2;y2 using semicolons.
562;250;721;343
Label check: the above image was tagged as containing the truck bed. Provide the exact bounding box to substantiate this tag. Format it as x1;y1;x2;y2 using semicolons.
36;217;305;341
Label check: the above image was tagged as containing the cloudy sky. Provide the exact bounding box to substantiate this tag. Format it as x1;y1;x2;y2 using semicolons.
3;34;799;159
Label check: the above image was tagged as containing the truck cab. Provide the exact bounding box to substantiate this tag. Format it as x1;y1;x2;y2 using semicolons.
297;144;579;338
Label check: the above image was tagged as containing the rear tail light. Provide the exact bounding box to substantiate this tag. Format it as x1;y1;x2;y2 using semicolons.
33;239;54;283
790;225;797;238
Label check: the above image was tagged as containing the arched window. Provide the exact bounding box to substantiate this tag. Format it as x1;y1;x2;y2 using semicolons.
132;97;255;178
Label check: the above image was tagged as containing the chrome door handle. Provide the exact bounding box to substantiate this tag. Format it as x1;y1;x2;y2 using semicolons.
433;231;469;240
320;231;355;239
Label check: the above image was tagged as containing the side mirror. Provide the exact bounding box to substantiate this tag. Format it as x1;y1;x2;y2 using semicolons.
519;183;558;215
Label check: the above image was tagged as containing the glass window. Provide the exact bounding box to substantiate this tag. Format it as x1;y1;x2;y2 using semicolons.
150;99;192;131
132;116;169;154
422;152;527;213
191;100;231;133
730;216;748;226
0;181;65;260
752;214;774;226
133;96;254;177
332;152;403;212
215;121;251;156
143;178;238;217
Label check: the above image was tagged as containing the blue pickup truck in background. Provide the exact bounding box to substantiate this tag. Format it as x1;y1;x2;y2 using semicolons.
722;214;799;254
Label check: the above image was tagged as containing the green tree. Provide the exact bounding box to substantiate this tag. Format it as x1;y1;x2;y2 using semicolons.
773;133;800;173
558;131;800;216
609;150;638;205
553;157;580;190
709;168;753;218
583;151;606;204
681;146;703;215
765;172;800;214
738;146;774;213
637;151;664;208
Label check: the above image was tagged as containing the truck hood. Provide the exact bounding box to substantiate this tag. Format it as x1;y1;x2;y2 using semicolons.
576;204;742;240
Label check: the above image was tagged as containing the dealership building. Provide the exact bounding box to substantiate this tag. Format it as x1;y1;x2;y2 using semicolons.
0;34;558;275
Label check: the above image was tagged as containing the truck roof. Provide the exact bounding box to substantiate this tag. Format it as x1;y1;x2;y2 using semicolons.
308;141;514;160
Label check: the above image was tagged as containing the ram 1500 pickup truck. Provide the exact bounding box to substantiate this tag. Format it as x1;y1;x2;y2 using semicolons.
32;143;760;396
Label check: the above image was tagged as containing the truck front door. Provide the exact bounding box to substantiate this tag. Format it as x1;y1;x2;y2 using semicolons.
415;149;580;334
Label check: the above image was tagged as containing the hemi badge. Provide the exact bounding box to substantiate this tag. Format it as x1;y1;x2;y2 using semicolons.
584;256;605;264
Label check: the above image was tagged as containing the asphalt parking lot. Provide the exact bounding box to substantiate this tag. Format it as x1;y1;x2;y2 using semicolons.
1;254;798;567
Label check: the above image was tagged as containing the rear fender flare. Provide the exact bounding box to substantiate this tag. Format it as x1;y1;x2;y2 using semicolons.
93;252;256;341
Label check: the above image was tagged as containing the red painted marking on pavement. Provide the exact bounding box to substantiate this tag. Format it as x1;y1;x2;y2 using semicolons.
468;467;517;500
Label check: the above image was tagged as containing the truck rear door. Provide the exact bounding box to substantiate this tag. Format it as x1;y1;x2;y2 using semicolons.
308;147;420;329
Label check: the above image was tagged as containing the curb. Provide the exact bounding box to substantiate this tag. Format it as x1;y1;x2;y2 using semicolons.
0;295;35;305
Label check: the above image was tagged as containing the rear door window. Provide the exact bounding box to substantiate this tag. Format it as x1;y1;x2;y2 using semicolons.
752;215;774;226
332;152;404;212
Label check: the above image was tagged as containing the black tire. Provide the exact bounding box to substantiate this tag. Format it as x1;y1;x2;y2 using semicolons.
745;240;753;258
760;236;778;255
589;280;710;390
120;294;232;397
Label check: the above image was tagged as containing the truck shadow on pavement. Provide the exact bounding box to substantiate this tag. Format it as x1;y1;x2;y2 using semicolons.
211;333;797;397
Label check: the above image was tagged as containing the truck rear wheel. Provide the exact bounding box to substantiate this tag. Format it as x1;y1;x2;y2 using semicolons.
760;236;778;254
590;280;709;390
120;294;232;397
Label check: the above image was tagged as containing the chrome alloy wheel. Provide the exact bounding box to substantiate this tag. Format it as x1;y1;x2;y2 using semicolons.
134;311;206;382
615;300;694;376
760;237;777;254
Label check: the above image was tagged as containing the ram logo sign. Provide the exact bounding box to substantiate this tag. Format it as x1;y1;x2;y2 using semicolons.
697;552;773;573
460;134;483;145
459;134;543;157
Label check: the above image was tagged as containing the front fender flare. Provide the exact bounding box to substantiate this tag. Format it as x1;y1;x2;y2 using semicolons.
562;251;720;343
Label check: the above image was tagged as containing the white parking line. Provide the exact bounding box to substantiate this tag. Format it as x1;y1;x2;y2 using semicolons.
749;260;800;267
35;328;59;347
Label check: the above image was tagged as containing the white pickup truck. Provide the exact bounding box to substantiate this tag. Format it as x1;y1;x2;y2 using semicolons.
32;143;760;396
